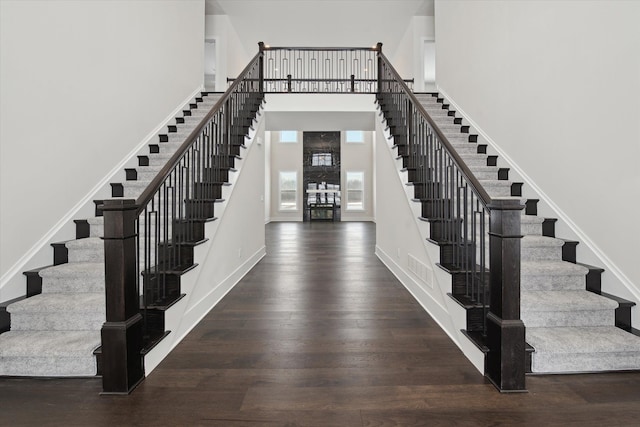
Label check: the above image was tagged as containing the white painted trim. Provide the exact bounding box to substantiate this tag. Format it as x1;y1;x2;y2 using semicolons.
341;216;375;222
0;86;204;300
437;86;640;304
144;246;266;375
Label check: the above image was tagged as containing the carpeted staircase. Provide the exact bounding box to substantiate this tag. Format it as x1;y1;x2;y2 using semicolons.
0;93;223;377
412;93;640;374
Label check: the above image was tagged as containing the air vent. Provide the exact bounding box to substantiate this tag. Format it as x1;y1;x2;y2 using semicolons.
408;253;433;289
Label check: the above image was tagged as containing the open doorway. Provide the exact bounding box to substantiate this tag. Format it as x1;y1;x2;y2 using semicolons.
423;38;436;91
204;39;216;91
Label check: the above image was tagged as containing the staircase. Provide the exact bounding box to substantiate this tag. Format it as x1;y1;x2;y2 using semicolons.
397;92;640;374
0;92;228;377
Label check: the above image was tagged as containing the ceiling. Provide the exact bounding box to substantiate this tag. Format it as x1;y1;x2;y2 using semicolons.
205;0;434;16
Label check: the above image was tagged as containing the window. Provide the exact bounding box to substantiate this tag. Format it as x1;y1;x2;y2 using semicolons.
346;171;364;210
311;153;332;166
345;130;364;143
279;171;297;210
279;130;298;143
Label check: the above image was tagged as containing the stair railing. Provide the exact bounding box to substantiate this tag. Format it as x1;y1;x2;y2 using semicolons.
376;48;526;392
101;48;264;394
259;44;412;93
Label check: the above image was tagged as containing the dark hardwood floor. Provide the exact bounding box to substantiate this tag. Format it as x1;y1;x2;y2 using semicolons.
2;222;640;426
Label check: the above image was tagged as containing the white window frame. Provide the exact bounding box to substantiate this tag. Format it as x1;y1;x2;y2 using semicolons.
345;171;365;211
279;130;298;143
279;171;298;211
345;130;365;143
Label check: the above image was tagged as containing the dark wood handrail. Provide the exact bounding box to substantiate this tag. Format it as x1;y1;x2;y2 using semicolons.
134;50;263;211
377;51;493;206
262;46;381;52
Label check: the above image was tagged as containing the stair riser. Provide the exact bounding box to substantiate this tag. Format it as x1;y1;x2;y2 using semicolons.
450;145;480;155
67;246;104;263
473;170;499;180
0;356;97;377
483;184;513;198
522;310;614;328
522;246;562;261
521;222;543;236
10;312;105;331
460;156;488;167
531;352;640;373
521;275;586;291
41;277;104;294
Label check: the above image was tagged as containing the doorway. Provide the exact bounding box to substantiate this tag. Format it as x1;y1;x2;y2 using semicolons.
303;131;341;221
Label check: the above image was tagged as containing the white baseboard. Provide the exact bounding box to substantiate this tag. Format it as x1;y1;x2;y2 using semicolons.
375;244;484;374
437;86;640;306
341;216;375;222
144;245;266;375
0;86;205;302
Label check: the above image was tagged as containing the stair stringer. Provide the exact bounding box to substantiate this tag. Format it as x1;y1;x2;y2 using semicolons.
373;113;485;374
143;112;267;375
437;87;640;326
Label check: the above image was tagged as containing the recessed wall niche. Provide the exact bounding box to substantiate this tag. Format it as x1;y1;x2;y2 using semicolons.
303;131;341;221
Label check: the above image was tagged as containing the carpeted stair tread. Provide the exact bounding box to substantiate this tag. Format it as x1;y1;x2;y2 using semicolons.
86;217;104;237
66;237;104;263
477;180;513;197
450;143;479;155
521;215;545;235
527;326;640;373
522;215;544;226
521;260;589;291
522;290;616;328
522;235;564;246
528;327;640;355
39;262;104;293
521;259;587;275
437;125;468;134
521;235;564;261
459;155;489;168
0;330;100;376
522;290;618;311
8;292;105;331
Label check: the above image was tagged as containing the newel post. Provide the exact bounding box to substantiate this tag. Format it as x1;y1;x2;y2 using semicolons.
376;42;383;95
258;41;265;95
486;198;526;392
101;199;144;394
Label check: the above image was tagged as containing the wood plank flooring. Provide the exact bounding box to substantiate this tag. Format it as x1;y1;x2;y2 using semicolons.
2;222;640;426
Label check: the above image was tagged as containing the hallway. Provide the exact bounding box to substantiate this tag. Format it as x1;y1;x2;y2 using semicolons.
2;222;640;426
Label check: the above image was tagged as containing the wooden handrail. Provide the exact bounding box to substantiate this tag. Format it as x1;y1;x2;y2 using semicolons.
262;46;381;52
377;51;493;206
134;50;263;212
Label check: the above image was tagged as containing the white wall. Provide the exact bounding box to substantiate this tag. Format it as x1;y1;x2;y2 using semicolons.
204;14;251;90
435;1;640;300
0;0;205;299
207;0;431;82
389;15;435;88
341;131;375;222
269;131;304;221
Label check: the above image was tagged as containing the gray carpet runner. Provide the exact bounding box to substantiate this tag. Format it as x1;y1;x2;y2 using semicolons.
0;93;223;376
414;93;640;373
